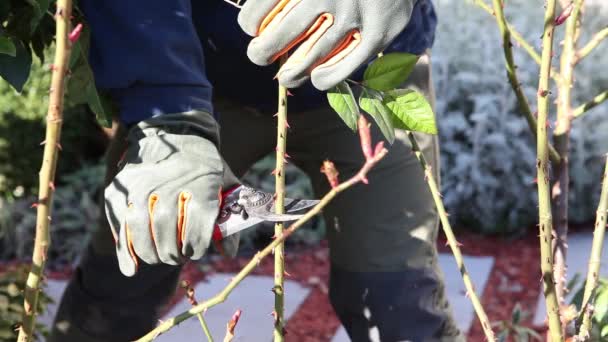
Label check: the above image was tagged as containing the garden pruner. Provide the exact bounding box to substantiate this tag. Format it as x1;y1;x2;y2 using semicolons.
212;185;319;241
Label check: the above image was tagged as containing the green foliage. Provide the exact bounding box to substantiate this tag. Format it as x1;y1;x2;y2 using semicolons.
0;39;32;92
0;0;114;126
363;52;419;91
326;53;437;143
67;29;115;127
492;304;541;342
359;88;396;144
0;55;109;197
384;89;437;134
0;264;51;341
327;81;359;132
571;278;608;341
0;0;54;91
0;37;16;57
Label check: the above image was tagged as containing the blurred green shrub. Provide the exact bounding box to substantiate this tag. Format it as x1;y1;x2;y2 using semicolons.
0;264;51;341
0;164;104;268
0;57;108;198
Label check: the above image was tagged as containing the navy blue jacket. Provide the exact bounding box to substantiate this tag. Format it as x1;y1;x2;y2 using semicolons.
80;0;437;124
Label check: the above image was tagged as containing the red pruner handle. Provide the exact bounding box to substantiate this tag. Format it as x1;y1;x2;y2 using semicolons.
212;224;224;241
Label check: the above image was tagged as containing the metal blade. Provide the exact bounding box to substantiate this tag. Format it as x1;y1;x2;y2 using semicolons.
215;186;320;239
217;214;265;239
284;198;320;213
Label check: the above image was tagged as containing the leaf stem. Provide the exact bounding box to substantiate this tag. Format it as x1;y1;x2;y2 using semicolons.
17;2;73;341
489;0;562;165
577;155;608;340
135;131;388;342
406;131;495;342
536;0;564;340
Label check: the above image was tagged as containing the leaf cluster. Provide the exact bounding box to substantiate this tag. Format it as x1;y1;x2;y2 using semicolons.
0;0;113;126
327;52;437;143
492;304;541;342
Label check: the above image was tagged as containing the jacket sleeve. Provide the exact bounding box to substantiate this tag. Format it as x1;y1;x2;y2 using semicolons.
80;0;213;124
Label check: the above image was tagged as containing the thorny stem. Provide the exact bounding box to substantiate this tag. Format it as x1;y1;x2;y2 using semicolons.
536;0;564;340
572;89;608;118
576;27;608;62
577;156;608;340
552;0;584;312
405;131;495;341
273;56;289;342
135;123;388;342
17;1;73;341
472;0;563;84
489;0;562;165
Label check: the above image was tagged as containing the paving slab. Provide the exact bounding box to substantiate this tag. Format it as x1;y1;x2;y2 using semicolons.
156;274;309;341
332;254;495;341
533;233;608;325
38;274;310;341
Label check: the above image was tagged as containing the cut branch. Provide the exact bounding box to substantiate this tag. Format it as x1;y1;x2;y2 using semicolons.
577;155;608;340
572;89;608;118
272;57;289;342
536;0;565;340
406;131;495;341
135;117;388;342
489;0;562;165
17;1;74;341
576;27;608;62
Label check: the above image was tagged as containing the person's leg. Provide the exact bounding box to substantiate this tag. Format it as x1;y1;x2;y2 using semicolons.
288;53;464;341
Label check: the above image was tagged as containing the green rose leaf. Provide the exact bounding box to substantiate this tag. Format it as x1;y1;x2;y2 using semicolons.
67;28;113;127
594;282;608;322
0;36;16;57
0;39;32;92
363;53;419;91
359;88;395;144
25;0;50;33
384;89;437;135
327;81;359;131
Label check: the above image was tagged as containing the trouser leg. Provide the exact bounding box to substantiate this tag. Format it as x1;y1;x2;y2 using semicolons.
49;124;183;342
285;53;464;341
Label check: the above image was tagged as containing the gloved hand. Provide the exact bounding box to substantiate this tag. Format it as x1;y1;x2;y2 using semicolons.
104;111;235;276
238;0;415;90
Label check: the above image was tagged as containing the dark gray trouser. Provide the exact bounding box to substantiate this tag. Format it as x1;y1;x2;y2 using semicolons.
50;54;465;341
